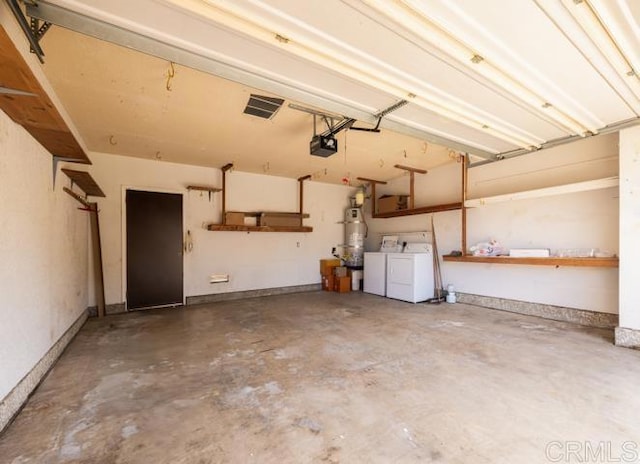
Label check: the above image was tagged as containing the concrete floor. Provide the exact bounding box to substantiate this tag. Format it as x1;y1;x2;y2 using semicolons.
1;292;639;463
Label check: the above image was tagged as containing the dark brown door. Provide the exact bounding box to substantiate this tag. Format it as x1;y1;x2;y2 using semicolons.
126;190;183;310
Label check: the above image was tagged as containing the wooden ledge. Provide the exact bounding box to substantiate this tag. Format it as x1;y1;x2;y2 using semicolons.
207;224;313;233
374;202;462;218
442;255;618;268
0;26;89;163
61;169;105;197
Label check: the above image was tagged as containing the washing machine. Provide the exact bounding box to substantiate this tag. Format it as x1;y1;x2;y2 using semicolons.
363;252;388;296
386;243;434;303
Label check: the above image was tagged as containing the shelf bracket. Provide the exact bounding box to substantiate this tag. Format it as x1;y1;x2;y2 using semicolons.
298;174;311;215
186;185;221;203
461;154;468;256
220;163;234;223
357;177;387;215
6;0;48;63
394;164;427;210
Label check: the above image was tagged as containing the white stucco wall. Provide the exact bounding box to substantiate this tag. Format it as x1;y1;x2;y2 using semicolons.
0;110;89;400
619;125;640;329
365;134;619;314
88;152;354;306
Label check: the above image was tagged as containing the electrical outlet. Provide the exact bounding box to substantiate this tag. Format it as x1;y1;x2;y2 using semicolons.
210;274;229;283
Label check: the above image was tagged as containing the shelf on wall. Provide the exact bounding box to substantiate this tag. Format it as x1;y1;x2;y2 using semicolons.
211;163;313;232
207;224;313;233
373;202;462;218
186;185;222;193
464;177;619;208
61;169;105;197
0;27;90;163
442;255;618;268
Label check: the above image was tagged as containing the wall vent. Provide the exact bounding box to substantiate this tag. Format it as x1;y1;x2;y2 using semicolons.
243;94;285;119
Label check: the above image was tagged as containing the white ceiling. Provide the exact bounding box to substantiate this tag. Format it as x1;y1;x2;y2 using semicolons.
19;0;640;183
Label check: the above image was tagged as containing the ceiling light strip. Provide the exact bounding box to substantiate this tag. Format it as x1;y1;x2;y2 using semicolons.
196;0;539;149
360;0;596;135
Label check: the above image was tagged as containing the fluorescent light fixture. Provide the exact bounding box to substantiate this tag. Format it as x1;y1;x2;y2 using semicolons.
361;0;597;136
167;0;542;149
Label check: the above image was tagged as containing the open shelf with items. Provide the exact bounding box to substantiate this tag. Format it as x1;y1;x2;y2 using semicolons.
442;255;618;268
446;160;619;267
206;164;313;232
359;164;463;219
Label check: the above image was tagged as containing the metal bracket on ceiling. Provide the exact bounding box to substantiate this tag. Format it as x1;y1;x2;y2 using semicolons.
6;0;49;63
30;15;52;48
350;99;408;133
314;114;355;137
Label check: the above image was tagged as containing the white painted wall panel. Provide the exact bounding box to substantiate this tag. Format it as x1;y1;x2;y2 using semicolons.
0;111;88;400
618;126;640;329
87;152;352;305
468;133;619;198
365;136;619;314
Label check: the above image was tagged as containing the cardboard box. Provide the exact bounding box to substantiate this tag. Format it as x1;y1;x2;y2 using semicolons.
334;266;348;278
322;274;335;291
334;276;351;293
320;258;341;276
225;212;245;226
377;195;409;214
260;213;301;227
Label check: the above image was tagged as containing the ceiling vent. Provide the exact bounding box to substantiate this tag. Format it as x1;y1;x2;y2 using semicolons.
243;94;285;119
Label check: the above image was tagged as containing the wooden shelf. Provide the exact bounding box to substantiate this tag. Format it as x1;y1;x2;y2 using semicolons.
374;202;462;218
442;255;619;268
465;177;619;208
0;27;89;163
207;224;313;233
61;169;105;197
186;185;221;193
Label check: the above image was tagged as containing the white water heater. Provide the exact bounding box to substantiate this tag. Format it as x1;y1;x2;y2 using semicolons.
343;207;365;267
